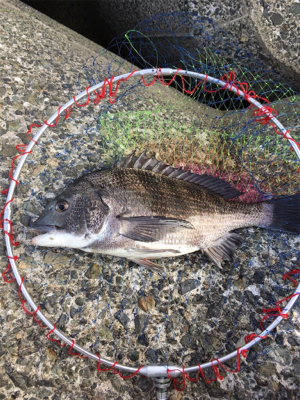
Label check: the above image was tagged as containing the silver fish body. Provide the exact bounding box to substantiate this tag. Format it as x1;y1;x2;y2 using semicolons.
31;151;300;270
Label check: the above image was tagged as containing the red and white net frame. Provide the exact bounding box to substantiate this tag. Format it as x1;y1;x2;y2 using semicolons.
1;68;300;392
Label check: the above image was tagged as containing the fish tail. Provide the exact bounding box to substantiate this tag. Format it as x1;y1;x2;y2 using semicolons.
265;192;300;234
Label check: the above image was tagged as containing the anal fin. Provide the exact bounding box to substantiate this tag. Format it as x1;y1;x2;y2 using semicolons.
203;233;243;268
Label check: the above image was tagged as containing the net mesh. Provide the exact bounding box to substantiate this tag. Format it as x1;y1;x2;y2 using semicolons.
3;12;300;393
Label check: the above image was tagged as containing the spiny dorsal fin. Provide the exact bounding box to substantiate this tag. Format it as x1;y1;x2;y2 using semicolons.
117;150;243;200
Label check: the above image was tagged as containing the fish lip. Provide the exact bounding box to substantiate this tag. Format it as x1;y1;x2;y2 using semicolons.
29;221;59;233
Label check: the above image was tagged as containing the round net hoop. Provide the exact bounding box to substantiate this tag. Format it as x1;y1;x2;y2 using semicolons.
3;68;300;379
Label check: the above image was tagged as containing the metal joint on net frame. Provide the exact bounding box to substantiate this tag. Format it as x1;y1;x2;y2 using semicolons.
2;68;300;397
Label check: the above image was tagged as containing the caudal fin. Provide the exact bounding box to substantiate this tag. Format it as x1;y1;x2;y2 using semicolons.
267;192;300;234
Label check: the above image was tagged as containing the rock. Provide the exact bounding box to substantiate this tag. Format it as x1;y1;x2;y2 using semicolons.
169;394;182;400
145;348;156;363
69;306;78;318
98;325;113;341
6;121;19;132
56;313;68;329
43;251;70;269
40;60;51;69
70;270;78;279
27;95;39;106
134;314;148;334
293;358;300;375
269;13;283;26
6;314;17;322
137;376;153;392
6;370;27;388
275;333;284;345
244;288;259;307
288;336;300;346
75;297;84;306
138;333;149;346
36;379;55;387
254;374;268;387
129;350;139;362
270;347;291;366
115;276;122;285
290;2;300;14
256;362;277;377
134;315;141;334
18;341;38;356
86;287;99;301
234;278;246;289
114;310;129;327
208;387;230;398
18;259;34;270
20;213;31;227
110;376;122;392
253;270;265;284
180;333;197;350
85;262;103;278
179;279;201;295
1;144;20;158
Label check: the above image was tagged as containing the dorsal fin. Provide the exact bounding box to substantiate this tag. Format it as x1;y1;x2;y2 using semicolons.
117;150;243;200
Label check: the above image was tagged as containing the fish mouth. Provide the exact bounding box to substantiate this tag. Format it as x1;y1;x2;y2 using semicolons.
30;220;60;233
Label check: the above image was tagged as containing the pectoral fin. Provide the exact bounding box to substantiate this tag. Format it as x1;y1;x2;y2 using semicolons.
118;216;194;242
203;233;243;268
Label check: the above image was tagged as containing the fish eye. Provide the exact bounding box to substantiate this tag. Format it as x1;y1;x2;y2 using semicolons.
55;201;69;212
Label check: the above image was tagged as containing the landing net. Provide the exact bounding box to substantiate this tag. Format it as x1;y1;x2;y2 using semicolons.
1;12;299;397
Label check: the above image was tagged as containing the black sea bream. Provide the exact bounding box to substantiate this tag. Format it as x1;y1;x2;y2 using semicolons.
31;151;300;271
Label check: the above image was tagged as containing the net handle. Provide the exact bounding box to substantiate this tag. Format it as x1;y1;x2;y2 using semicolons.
3;68;300;378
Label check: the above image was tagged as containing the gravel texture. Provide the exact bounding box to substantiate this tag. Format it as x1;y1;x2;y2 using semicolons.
0;1;300;400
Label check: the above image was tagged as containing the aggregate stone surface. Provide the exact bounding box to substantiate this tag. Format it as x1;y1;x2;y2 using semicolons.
0;1;300;400
248;0;300;86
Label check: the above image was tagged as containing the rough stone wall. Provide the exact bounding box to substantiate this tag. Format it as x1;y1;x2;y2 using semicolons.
248;0;300;76
99;0;300;90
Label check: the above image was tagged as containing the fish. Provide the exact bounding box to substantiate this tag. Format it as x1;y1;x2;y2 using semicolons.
31;151;300;271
